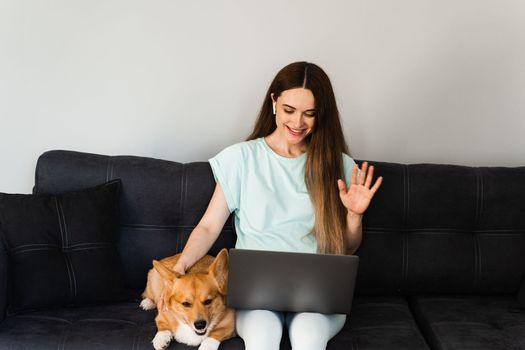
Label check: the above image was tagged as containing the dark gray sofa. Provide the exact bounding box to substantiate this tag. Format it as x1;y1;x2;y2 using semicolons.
1;149;525;349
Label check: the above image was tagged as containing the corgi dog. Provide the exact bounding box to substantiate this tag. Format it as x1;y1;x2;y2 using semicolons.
140;248;235;350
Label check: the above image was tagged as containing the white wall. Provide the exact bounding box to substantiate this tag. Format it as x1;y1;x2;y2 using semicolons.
1;0;524;193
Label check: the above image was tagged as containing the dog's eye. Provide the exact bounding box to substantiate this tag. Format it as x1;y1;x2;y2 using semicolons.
182;302;192;308
203;299;212;305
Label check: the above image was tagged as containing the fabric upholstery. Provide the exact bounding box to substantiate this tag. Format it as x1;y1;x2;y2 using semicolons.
34;152;525;297
0;149;524;349
330;296;429;349
0;299;246;350
0;296;428;350
33;151;236;290
518;277;525;308
0;180;125;313
0;240;7;322
355;162;525;296
411;296;525;350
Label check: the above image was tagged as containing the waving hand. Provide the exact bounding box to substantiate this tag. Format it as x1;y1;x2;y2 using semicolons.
337;161;383;215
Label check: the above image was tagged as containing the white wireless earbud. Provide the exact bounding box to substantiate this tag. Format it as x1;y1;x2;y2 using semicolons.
272;103;276;115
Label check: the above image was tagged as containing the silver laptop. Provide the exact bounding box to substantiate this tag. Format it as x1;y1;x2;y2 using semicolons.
226;248;359;314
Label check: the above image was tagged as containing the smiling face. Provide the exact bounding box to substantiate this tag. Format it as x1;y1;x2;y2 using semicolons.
271;87;316;146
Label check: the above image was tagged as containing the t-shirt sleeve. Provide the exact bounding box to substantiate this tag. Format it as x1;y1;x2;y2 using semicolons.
208;144;242;213
342;153;362;187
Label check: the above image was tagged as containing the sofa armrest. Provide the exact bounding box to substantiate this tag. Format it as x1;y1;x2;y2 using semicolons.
0;240;7;322
518;275;525;308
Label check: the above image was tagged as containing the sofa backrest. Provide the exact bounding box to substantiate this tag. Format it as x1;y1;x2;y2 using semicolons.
357;161;525;296
34;150;525;295
34;150;236;289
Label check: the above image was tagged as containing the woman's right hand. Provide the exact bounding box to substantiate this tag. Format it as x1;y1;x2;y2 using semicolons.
173;261;186;277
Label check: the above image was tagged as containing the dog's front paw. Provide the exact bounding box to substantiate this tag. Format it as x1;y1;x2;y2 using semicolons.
152;330;172;350
140;298;156;310
198;337;220;350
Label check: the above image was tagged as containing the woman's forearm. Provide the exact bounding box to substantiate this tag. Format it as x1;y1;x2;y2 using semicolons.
178;225;219;271
346;211;363;255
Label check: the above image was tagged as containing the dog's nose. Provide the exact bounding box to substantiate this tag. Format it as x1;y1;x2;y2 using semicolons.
194;320;207;330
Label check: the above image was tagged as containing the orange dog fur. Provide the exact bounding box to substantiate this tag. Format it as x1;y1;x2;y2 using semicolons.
140;248;235;350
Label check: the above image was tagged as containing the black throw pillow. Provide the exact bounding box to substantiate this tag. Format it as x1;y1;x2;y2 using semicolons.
0;179;125;314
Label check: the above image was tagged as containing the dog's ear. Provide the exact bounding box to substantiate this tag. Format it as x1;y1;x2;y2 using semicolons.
153;260;180;284
208;248;229;295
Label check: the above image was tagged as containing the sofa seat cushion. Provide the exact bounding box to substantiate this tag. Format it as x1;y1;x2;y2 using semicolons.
0;296;429;350
411;296;525;350
328;296;430;350
0;301;245;350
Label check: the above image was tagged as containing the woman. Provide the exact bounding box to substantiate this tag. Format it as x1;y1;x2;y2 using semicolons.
167;62;382;349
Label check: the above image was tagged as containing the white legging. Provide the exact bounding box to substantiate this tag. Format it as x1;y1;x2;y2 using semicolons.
236;309;346;350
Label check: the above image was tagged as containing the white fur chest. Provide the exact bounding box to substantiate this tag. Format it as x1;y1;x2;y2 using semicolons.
174;322;207;346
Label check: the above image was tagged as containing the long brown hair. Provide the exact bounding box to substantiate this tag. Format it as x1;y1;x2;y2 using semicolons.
246;62;350;255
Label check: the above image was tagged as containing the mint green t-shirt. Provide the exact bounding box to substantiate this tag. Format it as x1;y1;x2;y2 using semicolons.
208;137;359;253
